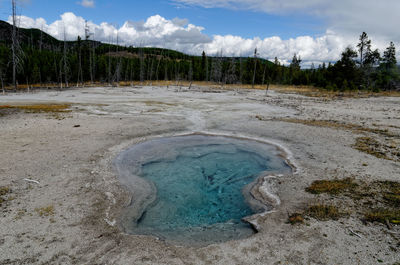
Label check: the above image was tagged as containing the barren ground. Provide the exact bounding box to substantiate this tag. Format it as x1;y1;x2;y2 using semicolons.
0;86;399;264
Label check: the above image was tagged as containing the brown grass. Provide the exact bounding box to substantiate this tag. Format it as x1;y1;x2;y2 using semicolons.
364;209;400;224
301;178;400;226
288;213;304;224
268;118;397;138
270;85;400;98
306;178;357;195
0;186;11;206
306;204;344;221
353;137;399;161
35;205;55;217
0;104;71;113
379;181;400;206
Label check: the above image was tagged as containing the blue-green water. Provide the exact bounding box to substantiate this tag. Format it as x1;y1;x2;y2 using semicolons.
115;134;291;245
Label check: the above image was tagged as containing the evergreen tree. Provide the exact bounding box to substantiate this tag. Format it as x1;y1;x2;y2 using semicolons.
357;32;371;66
382;42;397;69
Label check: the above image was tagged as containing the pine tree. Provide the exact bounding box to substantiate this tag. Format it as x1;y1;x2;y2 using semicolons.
383;42;397;69
357;32;371;67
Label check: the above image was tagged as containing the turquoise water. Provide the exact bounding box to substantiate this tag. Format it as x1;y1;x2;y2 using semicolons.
115;135;291;245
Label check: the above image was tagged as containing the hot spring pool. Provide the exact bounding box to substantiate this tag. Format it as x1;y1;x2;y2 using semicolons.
114;134;292;245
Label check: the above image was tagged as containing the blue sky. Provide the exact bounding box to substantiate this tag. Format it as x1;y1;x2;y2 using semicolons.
0;0;399;65
0;0;325;39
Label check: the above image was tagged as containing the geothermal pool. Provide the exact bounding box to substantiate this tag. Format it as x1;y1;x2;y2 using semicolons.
114;134;291;245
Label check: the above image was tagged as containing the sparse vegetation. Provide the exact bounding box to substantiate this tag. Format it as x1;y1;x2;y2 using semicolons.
0;186;10;206
0;104;71;113
35;205;55;217
353;137;399;161
260;118;397;138
300;178;400;226
306;204;344;221
305;178;357;195
364;209;400;224
288;213;304;224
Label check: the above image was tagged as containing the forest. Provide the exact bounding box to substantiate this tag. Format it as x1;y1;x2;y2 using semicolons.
0;20;399;92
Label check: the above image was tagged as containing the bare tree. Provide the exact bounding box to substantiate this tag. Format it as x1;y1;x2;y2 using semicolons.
139;46;145;84
11;0;25;91
0;66;4;94
113;28;122;86
129;60;134;86
107;36;113;86
155;48;164;81
61;26;69;88
239;55;244;84
85;21;95;84
211;51;223;84
226;58;237;85
76;36;83;87
252;48;258;89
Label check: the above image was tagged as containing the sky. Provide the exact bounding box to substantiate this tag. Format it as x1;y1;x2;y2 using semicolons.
0;0;399;66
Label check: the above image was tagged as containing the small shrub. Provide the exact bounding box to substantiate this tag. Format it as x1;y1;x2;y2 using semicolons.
288;213;304;225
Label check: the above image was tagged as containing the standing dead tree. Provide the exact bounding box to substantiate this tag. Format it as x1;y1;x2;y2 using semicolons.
11;0;25;91
107;37;112;86
85;21;95;84
226;58;237;85
211;51;223;84
0;66;4;94
252;48;258;89
60;26;69;88
76;36;83;87
139;46;145;85
113;28;122;86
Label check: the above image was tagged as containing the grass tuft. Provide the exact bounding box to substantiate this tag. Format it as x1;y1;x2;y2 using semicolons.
0;186;10;196
0;186;11;206
288;213;304;224
364;209;400;224
306;178;357;195
35;205;55;217
306;204;343;221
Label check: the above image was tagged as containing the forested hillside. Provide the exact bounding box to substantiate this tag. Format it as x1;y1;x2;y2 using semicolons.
0;20;399;91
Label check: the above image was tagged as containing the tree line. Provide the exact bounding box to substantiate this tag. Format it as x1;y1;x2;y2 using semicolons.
0;19;399;92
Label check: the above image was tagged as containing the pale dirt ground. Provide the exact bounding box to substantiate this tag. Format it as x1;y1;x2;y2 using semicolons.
0;86;399;264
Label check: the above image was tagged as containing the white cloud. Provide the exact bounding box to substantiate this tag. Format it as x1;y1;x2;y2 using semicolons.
174;0;400;43
8;12;399;67
78;0;95;8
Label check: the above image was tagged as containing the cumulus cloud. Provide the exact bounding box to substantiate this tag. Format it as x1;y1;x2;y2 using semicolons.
8;12;398;67
174;0;400;43
78;0;95;8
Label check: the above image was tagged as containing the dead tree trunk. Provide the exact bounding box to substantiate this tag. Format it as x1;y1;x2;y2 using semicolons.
0;69;4;94
62;27;69;88
252;48;258;89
